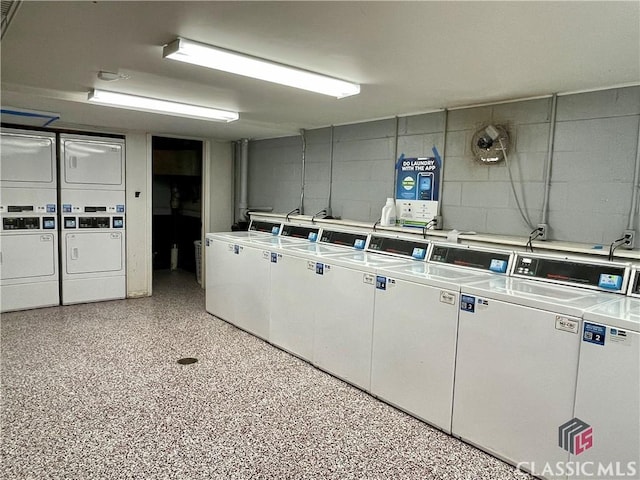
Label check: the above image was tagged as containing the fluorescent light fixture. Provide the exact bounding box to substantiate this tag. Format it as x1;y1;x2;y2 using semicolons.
87;89;239;122
163;37;360;99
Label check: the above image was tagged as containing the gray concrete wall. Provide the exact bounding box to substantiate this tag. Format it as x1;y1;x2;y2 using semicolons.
247;86;640;246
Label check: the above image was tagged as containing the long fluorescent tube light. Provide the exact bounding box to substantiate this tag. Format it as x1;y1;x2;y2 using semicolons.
87;89;239;122
163;38;360;99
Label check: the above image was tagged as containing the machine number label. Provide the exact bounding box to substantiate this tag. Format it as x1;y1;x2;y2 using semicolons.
316;263;324;275
376;276;386;290
555;316;579;334
583;322;606;346
234;245;240;254
363;273;375;285
205;238;210;247
440;291;456;305
460;295;475;313
270;252;278;263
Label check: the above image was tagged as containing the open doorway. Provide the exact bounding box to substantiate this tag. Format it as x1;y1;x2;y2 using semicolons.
151;136;203;285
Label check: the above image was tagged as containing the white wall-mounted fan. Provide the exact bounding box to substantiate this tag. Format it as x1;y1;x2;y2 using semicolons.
471;124;510;164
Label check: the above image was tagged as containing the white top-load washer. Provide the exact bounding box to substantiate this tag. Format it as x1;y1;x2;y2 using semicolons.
266;229;370;361
452;253;631;479
205;223;319;340
205;219;283;314
1;129;59;312
310;234;429;391
570;267;640;479
371;242;514;433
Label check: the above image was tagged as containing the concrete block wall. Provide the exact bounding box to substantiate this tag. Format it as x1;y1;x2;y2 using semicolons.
247;86;639;247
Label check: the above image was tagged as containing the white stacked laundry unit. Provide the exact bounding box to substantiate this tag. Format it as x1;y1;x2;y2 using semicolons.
0;128;59;312
59;134;126;304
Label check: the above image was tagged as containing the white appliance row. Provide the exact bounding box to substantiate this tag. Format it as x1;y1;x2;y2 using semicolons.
205;222;638;480
0;127;126;312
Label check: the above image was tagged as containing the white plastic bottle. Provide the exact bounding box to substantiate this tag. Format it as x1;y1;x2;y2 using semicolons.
380;198;397;226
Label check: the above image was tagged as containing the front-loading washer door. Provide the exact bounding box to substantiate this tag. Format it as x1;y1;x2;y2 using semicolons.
65;231;123;274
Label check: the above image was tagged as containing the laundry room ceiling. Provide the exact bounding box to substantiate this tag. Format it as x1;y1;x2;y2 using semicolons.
1;1;638;141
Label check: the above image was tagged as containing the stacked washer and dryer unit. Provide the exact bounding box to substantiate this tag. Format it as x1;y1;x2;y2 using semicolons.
0;128;126;311
59;134;126;305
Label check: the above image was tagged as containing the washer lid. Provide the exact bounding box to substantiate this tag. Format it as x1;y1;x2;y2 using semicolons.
583;297;640;332
462;276;617;317
379;262;494;290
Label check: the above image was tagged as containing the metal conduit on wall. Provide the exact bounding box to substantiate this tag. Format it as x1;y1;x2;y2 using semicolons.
238;138;249;221
540;94;558;226
299;129;306;215
628;115;640;231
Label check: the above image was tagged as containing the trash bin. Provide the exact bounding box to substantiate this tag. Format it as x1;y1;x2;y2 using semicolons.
194;240;202;284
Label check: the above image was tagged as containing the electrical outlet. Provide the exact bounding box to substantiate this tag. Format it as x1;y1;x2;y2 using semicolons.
537;223;548;241
623;229;635;249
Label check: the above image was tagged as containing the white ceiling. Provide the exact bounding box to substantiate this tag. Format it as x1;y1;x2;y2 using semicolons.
1;1;639;141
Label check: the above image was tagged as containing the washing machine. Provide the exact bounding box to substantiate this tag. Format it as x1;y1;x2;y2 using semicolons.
205;223;319;340
452;253;631;479
215;219;283;240
570;266;640;478
267;229;369;361
60;191;126;304
204;222;289;330
1;129;59;311
310;234;429;391
371;243;514;432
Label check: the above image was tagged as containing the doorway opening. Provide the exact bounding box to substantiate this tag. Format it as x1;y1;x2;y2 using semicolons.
151;136;203;285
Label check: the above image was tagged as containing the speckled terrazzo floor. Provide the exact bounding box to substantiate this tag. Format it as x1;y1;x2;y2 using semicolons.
1;270;533;480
